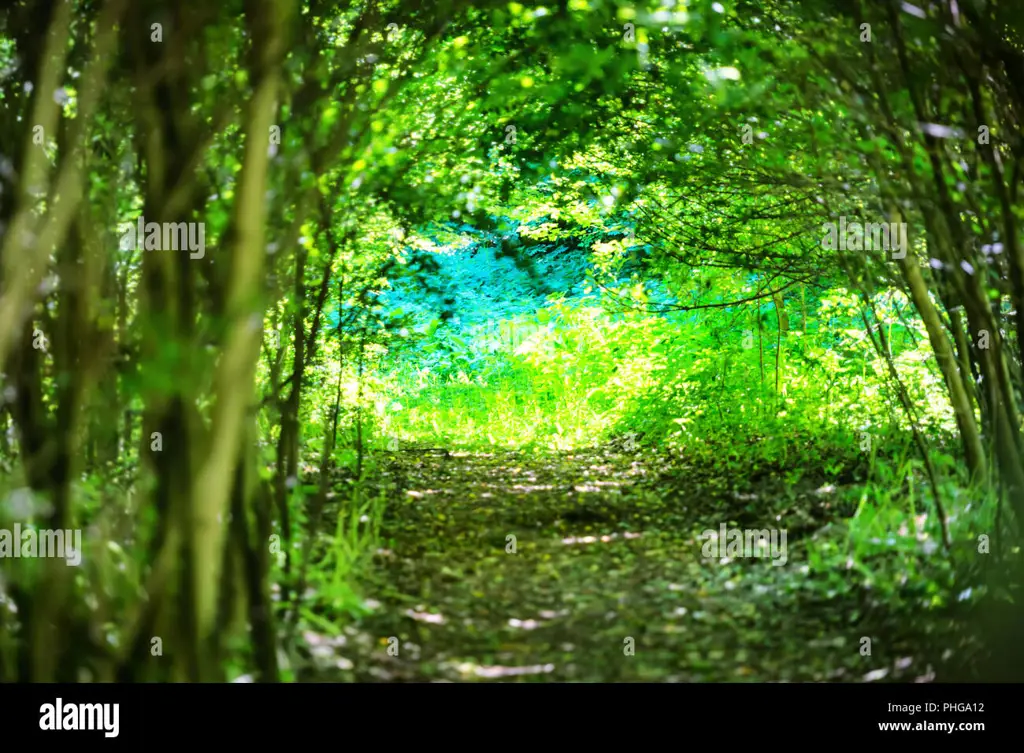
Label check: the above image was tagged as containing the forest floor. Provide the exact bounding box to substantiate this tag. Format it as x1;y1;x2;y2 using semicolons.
297;445;983;682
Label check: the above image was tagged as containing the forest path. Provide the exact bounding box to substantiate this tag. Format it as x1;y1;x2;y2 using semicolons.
297;447;965;682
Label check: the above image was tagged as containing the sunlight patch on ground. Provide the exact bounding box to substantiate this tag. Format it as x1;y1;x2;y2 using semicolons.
583;464;624;474
406;609;446;624
573;483;621;493
561;531;642;545
301;631;355;671
448;661;556;679
507;609;570;630
508;618;541;630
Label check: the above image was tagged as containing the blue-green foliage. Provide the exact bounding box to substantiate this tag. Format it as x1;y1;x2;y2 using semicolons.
379;216;615;374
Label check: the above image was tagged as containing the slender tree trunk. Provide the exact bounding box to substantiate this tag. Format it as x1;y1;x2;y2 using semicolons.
191;0;295;659
893;209;986;484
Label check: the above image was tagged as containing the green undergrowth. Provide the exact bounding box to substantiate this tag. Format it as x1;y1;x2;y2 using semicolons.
380;286;961;452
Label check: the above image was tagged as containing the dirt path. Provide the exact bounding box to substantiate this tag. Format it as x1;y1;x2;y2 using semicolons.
296;448;971;682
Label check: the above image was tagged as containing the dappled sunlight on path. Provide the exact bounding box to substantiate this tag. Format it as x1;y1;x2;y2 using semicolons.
296;448;972;683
